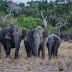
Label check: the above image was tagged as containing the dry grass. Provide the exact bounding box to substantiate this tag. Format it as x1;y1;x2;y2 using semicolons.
0;41;72;72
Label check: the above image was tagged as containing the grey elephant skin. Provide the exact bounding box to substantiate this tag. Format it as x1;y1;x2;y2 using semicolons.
24;26;48;59
0;25;27;59
0;27;2;58
47;34;61;60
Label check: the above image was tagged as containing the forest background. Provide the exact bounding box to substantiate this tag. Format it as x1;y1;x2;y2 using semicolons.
0;0;72;38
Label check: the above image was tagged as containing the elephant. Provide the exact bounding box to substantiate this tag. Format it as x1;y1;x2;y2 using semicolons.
46;34;61;60
0;27;2;58
0;25;27;59
24;26;48;59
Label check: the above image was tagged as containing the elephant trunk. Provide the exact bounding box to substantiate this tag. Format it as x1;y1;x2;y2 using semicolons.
32;32;40;57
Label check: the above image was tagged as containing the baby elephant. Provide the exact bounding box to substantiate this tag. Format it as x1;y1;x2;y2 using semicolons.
47;34;61;60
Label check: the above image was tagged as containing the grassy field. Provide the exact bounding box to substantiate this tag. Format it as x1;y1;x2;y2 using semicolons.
0;41;72;72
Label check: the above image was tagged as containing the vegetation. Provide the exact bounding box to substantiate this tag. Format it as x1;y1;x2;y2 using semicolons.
14;14;44;31
0;0;72;34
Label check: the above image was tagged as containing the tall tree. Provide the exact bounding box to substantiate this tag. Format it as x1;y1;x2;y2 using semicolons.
40;0;48;28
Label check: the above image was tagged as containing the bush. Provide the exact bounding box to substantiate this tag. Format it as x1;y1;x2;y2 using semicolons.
0;11;15;28
14;14;44;31
45;25;57;34
0;11;8;28
60;28;72;40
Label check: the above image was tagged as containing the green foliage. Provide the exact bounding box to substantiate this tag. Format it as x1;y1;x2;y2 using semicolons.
0;11;14;28
59;67;64;71
68;11;72;26
22;7;41;18
0;0;8;13
0;0;72;33
45;25;57;34
33;18;44;27
14;14;44;31
0;11;7;28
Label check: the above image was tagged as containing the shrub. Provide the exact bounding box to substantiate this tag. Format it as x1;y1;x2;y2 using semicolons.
14;14;44;31
45;25;57;34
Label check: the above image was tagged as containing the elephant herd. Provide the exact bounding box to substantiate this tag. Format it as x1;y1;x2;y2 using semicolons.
0;25;61;60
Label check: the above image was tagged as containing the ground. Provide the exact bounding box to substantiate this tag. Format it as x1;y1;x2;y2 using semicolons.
0;41;72;72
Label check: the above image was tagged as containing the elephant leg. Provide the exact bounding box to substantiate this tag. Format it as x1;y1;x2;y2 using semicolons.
14;47;19;59
14;41;20;59
51;49;53;56
28;49;32;57
6;40;11;58
52;47;54;56
15;48;19;59
0;43;2;58
47;42;52;60
38;50;40;57
54;42;60;56
24;40;32;57
41;44;45;59
38;47;41;57
48;44;52;60
54;47;59;56
48;49;51;60
54;46;58;56
26;45;32;57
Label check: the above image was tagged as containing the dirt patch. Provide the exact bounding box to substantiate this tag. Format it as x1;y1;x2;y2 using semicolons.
0;41;72;72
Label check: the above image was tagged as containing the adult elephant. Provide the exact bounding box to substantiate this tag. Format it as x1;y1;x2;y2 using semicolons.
0;27;2;58
0;25;27;59
47;34;61;60
24;26;48;59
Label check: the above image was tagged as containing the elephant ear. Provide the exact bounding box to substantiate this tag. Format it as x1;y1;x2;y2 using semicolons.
43;30;48;39
22;29;28;39
5;32;11;40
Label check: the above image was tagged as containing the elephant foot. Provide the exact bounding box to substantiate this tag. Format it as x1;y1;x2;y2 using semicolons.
41;57;45;60
27;55;31;57
6;55;11;58
14;56;18;59
49;57;51;60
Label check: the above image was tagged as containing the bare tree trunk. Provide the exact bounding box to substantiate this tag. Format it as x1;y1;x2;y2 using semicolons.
41;8;47;28
57;25;60;37
57;22;61;37
56;20;68;37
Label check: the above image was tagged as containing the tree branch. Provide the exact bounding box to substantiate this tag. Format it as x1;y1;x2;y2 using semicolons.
3;10;14;21
41;9;44;20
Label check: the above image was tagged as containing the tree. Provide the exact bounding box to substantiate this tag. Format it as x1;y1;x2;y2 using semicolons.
39;0;48;28
41;7;47;28
7;2;22;16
